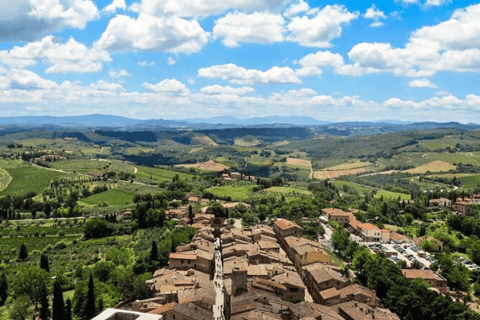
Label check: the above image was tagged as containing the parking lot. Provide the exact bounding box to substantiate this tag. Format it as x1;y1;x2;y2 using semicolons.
365;242;436;268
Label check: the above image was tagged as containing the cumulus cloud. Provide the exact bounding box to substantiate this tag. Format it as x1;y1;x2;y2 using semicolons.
131;0;288;18
168;57;176;65
364;5;386;27
104;0;126;13
286;5;358;47
200;85;254;95
198;63;301;85
138;61;155;67
143;79;190;93
93;80;125;91
0;36;111;73
0;0;98;41
109;69;130;78
213;11;284;47
408;78;438;88
283;0;310;17
426;0;450;6
8;69;57;90
95;14;209;54
342;4;480;76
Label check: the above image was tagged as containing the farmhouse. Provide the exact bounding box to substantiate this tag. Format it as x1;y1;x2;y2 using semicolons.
402;269;448;294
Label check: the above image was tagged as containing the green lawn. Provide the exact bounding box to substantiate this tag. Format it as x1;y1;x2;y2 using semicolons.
374;190;411;201
80;189;135;206
0;164;66;197
265;186;312;195
135;166;194;182
425;152;478;165
206;185;256;201
331;180;373;194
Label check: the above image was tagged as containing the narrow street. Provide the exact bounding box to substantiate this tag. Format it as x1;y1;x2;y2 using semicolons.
213;237;225;320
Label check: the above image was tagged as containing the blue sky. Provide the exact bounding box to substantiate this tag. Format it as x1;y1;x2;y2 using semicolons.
1;0;480;122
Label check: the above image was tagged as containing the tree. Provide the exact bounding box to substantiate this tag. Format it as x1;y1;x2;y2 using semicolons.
84;217;112;239
9;296;34;320
84;274;96;320
40;254;50;273
52;280;65;320
65;298;72;320
19;243;28;261
98;298;103;313
150;241;158;262
188;205;194;224
331;227;350;252
39;283;50;320
13;266;50;309
0;273;7;305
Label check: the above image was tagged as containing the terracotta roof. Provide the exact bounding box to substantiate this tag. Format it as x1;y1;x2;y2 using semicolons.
274;219;303;231
148;302;176;314
320;287;340;300
169;253;196;260
402;269;445;281
358;223;379;231
322;208;350;216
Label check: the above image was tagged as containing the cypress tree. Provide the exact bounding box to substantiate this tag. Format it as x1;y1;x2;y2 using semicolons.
65;298;72;320
188;205;193;224
40;254;50;273
150;241;158;262
84;274;96;320
0;273;7;305
98;298;104;313
170;236;175;253
19;243;28;260
52;280;65;320
39;283;50;320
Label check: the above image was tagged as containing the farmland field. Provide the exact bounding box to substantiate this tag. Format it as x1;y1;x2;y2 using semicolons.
314;168;370;180
135;165;194;182
265;186;312;196
0;167;12;192
80;189;135;206
206;185;256;201
176;160;229;171
0;164;66;197
424;152;478;165
322;160;372;171
51;159;135;174
428;173;480;188
405;161;456;174
331;180;373;194
374;190;411;200
285;157;311;168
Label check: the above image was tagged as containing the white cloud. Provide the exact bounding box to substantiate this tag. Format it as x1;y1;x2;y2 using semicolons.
213;11;284;47
364;5;386;20
143;79;190;93
8;69;57;90
138;61;155;67
200;85;254;95
131;0;288;18
168;57;176;65
0;0;98;41
426;0;450;6
342;4;480;76
0;36;111;73
286;5;358;47
104;0;126;13
298;51;345;69
28;0;98;29
396;0;419;5
95;14;209;54
408;78;438;88
284;0;310;17
109;69;130;78
198;63;301;85
370;21;384;28
93;80;125;92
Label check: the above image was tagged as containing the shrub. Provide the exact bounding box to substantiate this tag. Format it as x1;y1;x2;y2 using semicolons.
54;241;67;250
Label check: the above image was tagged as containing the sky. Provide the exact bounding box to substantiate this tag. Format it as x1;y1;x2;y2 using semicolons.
0;0;480;122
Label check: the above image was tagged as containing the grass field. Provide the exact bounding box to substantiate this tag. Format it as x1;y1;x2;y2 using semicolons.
265;186;313;195
323;160;372;171
51;159;134;174
374;190;411;200
285;157;311;168
428;173;480;188
176;160;229;171
405;161;456;174
314;168;369;180
0;167;12;192
135;166;194;182
206;185;256;201
0;164;66;197
425;153;478;165
80;189;135;206
331;180;373;194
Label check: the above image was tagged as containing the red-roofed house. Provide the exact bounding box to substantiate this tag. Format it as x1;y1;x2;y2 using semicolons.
358;223;381;242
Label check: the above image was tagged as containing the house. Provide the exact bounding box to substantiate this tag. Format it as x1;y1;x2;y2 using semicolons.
381;229;390;242
453;201;472;215
188;196;200;204
148;302;213;320
322;208;351;225
303;264;349;303
358;223;381;242
272;270;307;302
258;241;280;254
333;301;400;320
288;301;344;320
318;284;377;306
402;269;448;294
273;219;303;248
428;198;452;207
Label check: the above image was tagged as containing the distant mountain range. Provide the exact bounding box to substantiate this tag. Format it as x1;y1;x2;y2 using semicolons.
0;115;478;133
